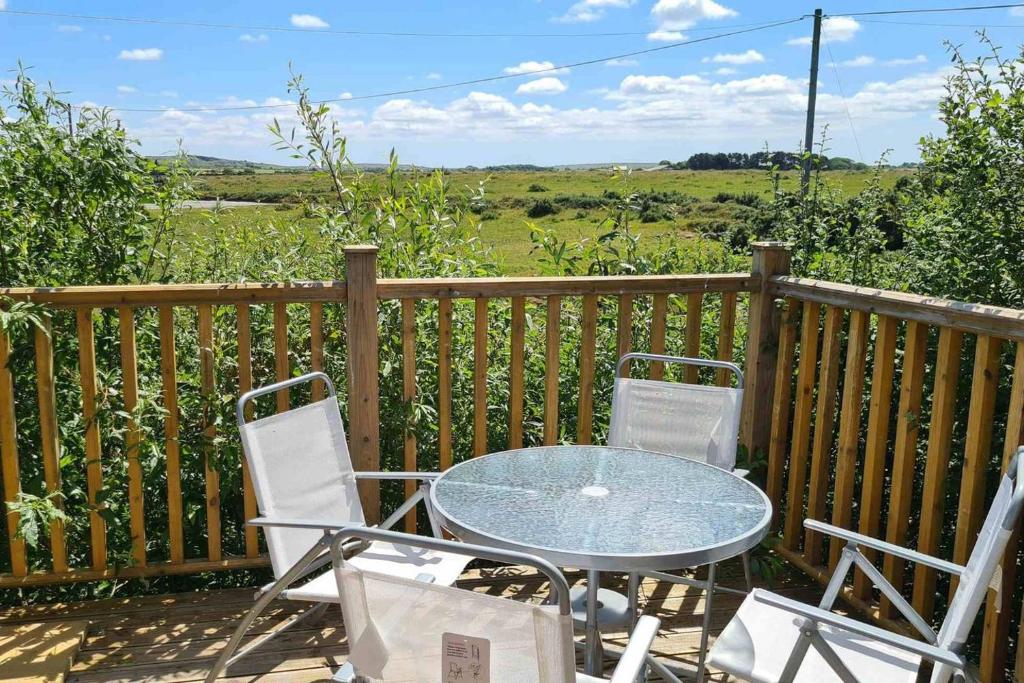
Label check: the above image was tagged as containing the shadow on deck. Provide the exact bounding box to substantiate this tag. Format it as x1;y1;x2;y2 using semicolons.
0;562;822;682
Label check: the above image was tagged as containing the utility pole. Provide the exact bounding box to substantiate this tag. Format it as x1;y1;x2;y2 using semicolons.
801;8;823;196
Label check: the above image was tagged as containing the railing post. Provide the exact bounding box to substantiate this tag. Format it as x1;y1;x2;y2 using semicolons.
740;241;791;461
346;245;381;524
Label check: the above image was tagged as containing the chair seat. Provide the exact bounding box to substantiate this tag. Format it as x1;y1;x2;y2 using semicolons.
576;674;605;682
282;541;472;602
708;591;920;683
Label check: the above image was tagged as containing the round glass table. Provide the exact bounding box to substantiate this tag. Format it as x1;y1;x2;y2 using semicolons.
430;445;771;678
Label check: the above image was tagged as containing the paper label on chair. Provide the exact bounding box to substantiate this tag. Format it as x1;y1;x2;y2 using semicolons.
442;632;490;682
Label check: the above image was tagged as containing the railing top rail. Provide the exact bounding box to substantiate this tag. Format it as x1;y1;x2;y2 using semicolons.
0;281;348;308
771;275;1024;341
376;273;759;299
0;273;759;308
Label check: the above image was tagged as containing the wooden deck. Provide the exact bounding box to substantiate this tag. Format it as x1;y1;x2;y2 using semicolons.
0;562;823;682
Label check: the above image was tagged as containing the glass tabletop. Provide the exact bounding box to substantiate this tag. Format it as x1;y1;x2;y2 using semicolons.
430;445;771;571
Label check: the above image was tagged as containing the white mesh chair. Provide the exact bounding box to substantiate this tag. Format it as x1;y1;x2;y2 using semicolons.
609;352;744;473
607;353;748;681
708;449;1024;683
329;526;663;683
205;372;472;682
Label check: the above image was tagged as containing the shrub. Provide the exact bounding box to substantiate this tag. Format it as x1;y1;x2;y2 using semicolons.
526;198;558;218
526;183;548;193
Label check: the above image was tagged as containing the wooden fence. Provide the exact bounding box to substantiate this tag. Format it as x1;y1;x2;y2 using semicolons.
2;241;1024;679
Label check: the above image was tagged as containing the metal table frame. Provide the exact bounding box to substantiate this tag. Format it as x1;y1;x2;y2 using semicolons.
429;446;771;681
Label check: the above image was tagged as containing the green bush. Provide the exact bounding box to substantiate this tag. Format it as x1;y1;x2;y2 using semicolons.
526;198;558;218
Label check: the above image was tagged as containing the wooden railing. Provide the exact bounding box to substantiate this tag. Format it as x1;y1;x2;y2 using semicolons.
5;241;1023;679
0;245;761;590
764;275;1024;682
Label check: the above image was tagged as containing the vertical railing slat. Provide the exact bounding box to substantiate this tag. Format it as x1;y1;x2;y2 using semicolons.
782;301;821;551
950;334;1003;599
508;297;525;450
402;299;418;531
829;309;869;570
616;295;632;377
198;304;221;562
716;292;738;387
77;308;106;571
160;306;185;564
803;305;844;566
649;294;668;380
34;318;68;573
766;298;799;529
852;314;899;600
543;296;561;446
310;303;325;401
685;293;703;383
473;298;488;457
879;320;928;617
577;295;598;445
438;298;453;470
118;307;146;567
0;327;26;576
983;341;1024;681
912;326;963;618
273;302;289;412
235;305;258;559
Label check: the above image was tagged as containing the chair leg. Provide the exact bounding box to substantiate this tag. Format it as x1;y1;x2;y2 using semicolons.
695;562;716;683
741;551;753;592
204;538;331;682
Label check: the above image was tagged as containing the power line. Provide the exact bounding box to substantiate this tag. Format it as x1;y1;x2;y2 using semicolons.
857;17;1024;27
0;8;790;38
832;2;1024;17
77;17;805;114
822;36;865;164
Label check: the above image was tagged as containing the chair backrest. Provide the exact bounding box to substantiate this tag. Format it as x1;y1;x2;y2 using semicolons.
332;529;576;683
238;373;364;578
608;353;743;470
932;451;1024;682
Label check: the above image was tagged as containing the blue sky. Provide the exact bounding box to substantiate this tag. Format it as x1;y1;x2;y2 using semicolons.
2;1;1023;166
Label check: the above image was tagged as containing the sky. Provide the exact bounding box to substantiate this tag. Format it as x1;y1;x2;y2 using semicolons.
2;1;1023;166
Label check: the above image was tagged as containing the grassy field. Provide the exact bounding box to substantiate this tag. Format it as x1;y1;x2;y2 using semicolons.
187;169;911;274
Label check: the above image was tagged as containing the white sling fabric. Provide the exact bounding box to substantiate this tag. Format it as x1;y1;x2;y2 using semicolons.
239;396;364;578
334;564;576;682
931;474;1015;682
609;377;742;470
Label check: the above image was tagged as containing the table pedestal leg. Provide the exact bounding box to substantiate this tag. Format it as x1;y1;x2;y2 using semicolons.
696;562;716;683
584;569;604;675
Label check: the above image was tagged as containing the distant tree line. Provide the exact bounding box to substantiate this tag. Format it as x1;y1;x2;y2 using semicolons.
660;151;872;171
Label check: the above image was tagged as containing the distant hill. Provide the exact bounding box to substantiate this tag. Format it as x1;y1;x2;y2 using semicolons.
148;155;304;172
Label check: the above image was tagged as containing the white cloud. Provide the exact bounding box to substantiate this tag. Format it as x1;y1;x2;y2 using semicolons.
647;30;686;42
788;16;860;46
426;72;442;80
57;25;83;33
290;14;329;29
504;61;569;76
885;54;927;66
339;92;354;100
117;85;137;94
1011;7;1024;16
556;0;634;24
118;48;163;61
702;49;764;65
605;58;639;67
715;67;738;75
239;33;269;43
841;55;875;67
0;0;6;10
160;90;178;98
651;0;736;31
516;77;568;95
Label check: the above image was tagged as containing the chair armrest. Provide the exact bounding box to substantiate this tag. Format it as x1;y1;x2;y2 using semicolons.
804;519;964;575
609;616;661;683
752;590;967;669
248;516;363;531
354;471;440;481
